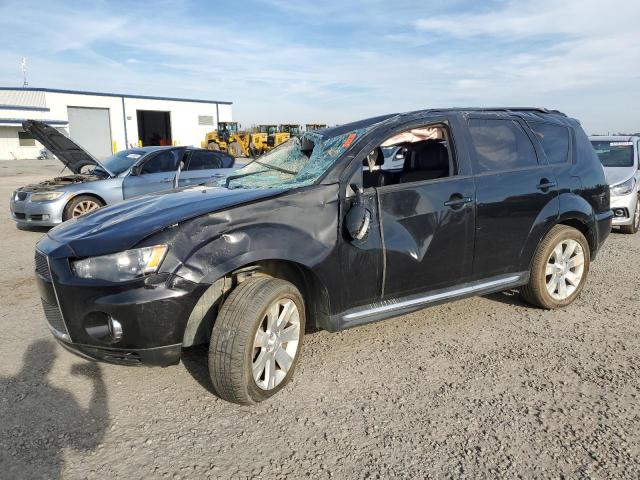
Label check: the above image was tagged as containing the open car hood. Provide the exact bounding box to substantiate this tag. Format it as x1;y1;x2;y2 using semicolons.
22;120;113;176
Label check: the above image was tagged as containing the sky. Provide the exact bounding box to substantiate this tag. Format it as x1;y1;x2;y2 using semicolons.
0;0;638;133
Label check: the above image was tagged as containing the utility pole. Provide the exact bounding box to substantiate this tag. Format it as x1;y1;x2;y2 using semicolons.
21;57;28;87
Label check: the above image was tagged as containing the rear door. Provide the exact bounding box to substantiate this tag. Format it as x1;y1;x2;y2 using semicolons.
467;116;559;278
122;149;182;198
178;150;227;187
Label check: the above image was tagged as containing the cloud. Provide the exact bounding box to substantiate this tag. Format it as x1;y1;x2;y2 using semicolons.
0;0;637;132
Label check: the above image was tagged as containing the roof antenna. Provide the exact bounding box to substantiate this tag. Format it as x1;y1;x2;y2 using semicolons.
21;57;28;87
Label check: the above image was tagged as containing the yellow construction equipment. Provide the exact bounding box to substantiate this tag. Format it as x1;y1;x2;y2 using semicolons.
305;124;327;132
202;122;266;158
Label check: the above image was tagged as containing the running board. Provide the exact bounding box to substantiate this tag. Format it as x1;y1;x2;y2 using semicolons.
330;272;529;331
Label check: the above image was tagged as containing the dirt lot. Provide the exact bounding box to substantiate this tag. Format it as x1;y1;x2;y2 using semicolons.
0;160;639;479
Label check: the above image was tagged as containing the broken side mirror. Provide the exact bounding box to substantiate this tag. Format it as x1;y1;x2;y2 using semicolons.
345;183;371;241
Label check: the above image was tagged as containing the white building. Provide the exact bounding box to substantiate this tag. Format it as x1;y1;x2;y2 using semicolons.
0;87;233;160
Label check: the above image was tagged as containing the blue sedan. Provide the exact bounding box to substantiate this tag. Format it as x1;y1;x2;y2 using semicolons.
10;121;236;227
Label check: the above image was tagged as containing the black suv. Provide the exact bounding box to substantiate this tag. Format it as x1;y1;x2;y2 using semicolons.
35;108;612;405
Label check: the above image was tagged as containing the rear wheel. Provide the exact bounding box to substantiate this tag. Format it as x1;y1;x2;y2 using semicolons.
521;225;590;309
207;141;220;151
209;276;305;405
227;142;243;158
620;197;640;234
63;195;104;221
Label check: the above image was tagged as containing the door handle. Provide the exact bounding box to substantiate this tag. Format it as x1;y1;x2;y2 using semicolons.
444;195;474;209
536;179;557;191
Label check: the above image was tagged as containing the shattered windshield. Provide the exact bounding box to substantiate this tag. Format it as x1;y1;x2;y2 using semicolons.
222;128;368;189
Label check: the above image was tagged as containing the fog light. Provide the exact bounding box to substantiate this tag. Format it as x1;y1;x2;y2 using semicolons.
84;312;123;344
108;317;123;342
42;214;50;220
613;208;627;218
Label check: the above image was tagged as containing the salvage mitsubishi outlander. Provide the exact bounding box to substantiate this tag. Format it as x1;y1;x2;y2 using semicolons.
35;108;612;405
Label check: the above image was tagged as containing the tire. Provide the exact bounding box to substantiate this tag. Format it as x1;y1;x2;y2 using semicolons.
620;197;640;234
227;142;242;158
209;276;305;405
520;225;590;309
63;195;104;221
207;141;220;151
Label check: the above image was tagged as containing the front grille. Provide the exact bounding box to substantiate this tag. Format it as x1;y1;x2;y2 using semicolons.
34;251;51;280
41;298;69;337
16;191;28;201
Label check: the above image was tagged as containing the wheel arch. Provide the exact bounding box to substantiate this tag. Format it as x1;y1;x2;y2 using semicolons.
181;258;331;347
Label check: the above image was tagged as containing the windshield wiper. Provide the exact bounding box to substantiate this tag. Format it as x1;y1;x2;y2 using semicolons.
252;159;297;176
224;169;270;187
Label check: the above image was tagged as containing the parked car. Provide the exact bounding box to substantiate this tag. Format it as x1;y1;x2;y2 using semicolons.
35;108;611;405
10;120;235;227
589;135;640;234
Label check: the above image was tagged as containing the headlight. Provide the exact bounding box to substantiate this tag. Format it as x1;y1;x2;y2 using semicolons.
71;245;168;282
610;177;636;196
30;191;65;202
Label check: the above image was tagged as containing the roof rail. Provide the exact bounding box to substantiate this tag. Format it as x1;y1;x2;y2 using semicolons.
427;107;566;116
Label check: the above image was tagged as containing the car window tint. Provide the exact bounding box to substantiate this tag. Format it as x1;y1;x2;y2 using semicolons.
141;150;180;174
469;119;539;173
187;151;223;170
528;122;570;164
219;152;235;168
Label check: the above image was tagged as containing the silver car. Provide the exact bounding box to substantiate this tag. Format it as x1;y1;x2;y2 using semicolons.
590;135;640;234
10;121;236;227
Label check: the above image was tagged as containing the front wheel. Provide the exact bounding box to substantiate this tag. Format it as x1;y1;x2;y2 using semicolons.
63;195;104;221
209;276;305;405
620;197;640;234
520;225;590;309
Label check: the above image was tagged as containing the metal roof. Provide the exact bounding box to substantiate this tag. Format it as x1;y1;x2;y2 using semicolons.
0;87;232;105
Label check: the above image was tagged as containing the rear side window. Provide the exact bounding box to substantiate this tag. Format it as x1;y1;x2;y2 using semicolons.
469;119;539;173
140;150;180;174
528;122;570;164
187;151;223;170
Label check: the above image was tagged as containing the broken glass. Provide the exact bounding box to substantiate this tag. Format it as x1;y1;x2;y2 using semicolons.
221;128;371;190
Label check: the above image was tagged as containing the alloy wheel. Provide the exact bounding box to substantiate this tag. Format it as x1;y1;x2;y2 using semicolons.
545;239;585;300
72;200;101;217
252;298;301;390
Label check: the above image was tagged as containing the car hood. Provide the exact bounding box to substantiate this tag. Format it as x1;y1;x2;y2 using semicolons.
22;120;113;176
45;185;287;258
603;166;636;186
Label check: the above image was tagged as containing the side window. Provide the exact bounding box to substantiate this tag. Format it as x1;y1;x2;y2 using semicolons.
528;122;570;164
468;119;539;173
362;124;455;189
140;150;180;174
187;151;223;171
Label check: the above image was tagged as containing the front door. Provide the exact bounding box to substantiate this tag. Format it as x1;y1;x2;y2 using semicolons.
467;116;559;278
122;149;182;198
378;176;476;298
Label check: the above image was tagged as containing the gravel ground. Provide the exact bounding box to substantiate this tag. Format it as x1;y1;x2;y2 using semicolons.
0;160;639;479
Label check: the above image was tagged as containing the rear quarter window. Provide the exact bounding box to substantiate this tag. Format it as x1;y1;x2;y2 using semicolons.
527;122;570;164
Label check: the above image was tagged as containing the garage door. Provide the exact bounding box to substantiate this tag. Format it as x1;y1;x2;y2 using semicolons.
67;107;112;159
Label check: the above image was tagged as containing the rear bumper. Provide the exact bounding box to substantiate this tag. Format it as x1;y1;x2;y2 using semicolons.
593;210;613;259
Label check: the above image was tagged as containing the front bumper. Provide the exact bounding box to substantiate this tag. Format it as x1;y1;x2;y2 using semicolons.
610;192;638;226
10;192;68;226
35;238;208;367
53;335;182;366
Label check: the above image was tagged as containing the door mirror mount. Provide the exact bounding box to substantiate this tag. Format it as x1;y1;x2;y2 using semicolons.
345;183;371;241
